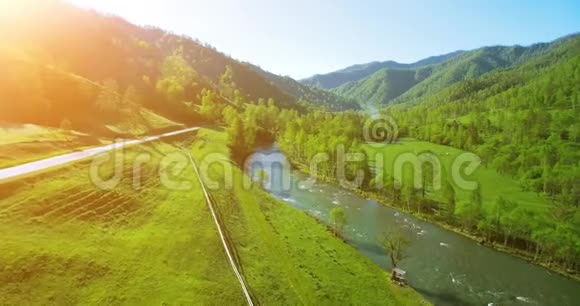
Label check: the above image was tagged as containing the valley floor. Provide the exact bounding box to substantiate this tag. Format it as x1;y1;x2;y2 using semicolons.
0;129;425;305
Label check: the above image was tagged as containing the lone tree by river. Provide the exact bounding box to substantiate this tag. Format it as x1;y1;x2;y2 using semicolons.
380;224;410;268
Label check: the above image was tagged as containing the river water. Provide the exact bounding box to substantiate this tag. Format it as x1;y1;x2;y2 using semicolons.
248;146;580;306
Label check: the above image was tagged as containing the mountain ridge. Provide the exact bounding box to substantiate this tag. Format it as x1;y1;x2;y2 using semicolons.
245;63;360;111
324;34;579;108
300;50;465;89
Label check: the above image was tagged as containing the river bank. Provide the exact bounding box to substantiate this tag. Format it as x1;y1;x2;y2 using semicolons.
250;145;580;305
286;158;580;282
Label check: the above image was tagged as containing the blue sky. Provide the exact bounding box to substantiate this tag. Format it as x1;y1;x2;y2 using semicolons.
68;0;580;79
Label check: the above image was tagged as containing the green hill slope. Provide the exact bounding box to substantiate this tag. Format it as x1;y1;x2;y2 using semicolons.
392;41;555;104
301;51;463;89
0;50;184;136
247;64;361;110
332;68;418;106
324;36;574;108
0;0;329;136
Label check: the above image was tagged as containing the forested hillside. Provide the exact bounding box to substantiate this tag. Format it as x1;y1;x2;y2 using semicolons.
388;33;580;197
300;51;463;89
376;34;580;272
332;68;418;107
0;1;354;136
247;64;360;110
392;40;557;104
322;37;574;108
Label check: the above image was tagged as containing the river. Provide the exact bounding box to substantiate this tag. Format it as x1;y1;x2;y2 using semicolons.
248;145;580;306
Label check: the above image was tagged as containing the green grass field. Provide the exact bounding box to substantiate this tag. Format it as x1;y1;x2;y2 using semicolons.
0;140;247;304
0;124;102;169
364;138;549;213
0;129;426;305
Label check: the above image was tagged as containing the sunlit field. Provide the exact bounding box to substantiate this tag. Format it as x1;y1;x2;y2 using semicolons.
0;130;424;305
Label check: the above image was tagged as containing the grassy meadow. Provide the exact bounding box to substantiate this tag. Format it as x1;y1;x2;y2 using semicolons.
364;138;550;213
0;139;247;304
0;124;101;169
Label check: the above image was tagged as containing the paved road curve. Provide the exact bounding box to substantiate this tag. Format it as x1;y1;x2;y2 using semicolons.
0;127;199;182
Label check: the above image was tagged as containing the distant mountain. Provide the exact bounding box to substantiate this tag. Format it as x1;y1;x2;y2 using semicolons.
300;51;464;89
327;37;574;107
247;64;360;111
392;42;555;104
331;69;418;107
394;33;580;111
